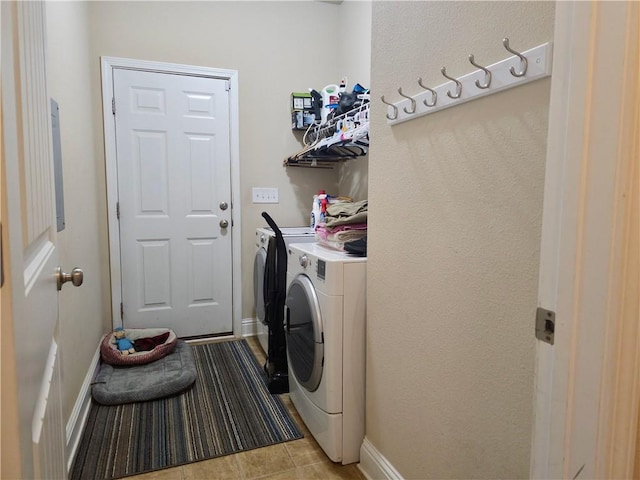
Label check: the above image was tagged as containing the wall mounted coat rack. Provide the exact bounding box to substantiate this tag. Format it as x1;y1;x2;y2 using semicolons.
381;39;553;126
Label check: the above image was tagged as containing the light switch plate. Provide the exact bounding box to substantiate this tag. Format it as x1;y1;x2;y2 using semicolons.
252;187;279;204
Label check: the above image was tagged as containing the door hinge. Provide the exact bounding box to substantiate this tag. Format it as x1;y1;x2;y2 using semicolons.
225;80;230;92
116;202;120;220
112;97;116;115
120;302;124;319
535;307;555;345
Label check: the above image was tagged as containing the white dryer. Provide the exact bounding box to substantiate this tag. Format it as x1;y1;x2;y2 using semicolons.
285;243;366;465
254;226;316;353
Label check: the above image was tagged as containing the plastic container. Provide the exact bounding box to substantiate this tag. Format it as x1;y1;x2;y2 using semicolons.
320;196;328;224
311;190;327;229
317;191;328;225
339;76;348;94
320;85;339;125
311;194;321;229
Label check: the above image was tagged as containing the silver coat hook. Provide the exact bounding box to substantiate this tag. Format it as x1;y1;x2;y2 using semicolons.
380;95;398;120
397;88;416;114
440;67;462;99
468;54;492;89
417;77;437;107
502;37;528;77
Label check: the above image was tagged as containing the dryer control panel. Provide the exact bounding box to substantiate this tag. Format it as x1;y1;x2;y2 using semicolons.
317;259;326;280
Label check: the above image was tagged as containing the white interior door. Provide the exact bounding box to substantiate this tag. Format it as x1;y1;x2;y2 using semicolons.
2;1;67;477
113;68;233;337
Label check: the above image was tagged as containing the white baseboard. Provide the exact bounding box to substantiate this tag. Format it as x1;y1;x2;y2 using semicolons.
358;437;404;480
242;317;258;337
66;343;101;473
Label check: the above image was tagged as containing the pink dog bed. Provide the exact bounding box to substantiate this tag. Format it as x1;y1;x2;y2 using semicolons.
100;328;178;366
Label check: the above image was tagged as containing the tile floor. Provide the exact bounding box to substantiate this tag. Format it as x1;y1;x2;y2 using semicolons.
126;337;365;480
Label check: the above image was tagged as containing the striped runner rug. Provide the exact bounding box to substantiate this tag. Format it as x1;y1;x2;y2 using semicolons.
70;339;303;479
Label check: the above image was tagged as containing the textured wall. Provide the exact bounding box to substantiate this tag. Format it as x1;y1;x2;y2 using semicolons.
337;1;371;201
46;1;111;423
366;2;554;478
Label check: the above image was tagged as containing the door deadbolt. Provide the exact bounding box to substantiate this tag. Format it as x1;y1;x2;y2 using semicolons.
56;266;84;291
220;219;229;229
219;201;228;211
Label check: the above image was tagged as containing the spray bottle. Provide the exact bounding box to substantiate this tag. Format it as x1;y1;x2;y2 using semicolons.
319;194;328;225
317;190;328;225
311;190;325;229
339;76;348;94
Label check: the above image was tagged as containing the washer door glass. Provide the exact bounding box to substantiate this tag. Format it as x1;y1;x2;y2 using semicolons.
286;274;323;392
253;248;267;324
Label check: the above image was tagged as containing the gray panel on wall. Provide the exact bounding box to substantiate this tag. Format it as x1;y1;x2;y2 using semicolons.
51;98;65;232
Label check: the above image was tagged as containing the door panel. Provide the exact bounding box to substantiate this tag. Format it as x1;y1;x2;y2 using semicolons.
187;238;216;304
114;68;232;337
134;131;169;214
138;240;171;308
187;135;216;212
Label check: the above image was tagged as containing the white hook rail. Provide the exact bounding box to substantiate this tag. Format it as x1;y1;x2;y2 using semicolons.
384;40;553;126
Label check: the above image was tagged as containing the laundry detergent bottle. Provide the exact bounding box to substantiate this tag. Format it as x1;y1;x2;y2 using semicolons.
320;85;339;125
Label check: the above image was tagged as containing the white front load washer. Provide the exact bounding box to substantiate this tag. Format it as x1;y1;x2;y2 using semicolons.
285;243;366;465
253;226;316;353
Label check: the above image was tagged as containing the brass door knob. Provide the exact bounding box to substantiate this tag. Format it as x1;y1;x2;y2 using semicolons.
56;266;83;291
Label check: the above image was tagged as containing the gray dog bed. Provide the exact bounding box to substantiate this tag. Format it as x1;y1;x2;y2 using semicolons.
91;340;196;405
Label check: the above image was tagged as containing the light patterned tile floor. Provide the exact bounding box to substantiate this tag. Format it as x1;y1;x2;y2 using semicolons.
126;337;365;480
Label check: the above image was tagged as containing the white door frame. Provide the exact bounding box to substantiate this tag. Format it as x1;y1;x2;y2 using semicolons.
100;57;242;337
531;1;639;478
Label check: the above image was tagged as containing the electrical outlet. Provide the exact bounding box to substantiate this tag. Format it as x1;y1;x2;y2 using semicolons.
252;187;279;204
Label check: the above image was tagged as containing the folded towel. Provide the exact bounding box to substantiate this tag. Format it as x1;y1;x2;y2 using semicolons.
325;211;368;228
316;239;347;251
315;223;367;242
326;199;368;217
323;230;366;243
315;223;367;251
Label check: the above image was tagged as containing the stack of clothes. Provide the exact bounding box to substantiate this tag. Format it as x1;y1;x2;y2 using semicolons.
314;199;367;256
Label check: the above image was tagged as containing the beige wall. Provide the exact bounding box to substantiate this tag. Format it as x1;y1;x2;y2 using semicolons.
46;1;111;424
337;0;371;201
87;1;370;321
367;2;554;478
